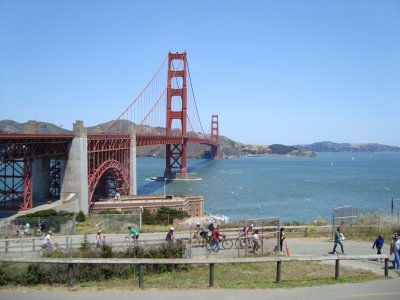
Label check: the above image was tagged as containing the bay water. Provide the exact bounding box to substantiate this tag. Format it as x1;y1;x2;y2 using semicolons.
137;152;400;223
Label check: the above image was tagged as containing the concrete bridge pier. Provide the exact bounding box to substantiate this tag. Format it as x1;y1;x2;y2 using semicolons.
60;121;89;214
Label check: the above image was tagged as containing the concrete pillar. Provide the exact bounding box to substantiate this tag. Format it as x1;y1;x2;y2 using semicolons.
60;121;89;213
129;126;137;195
32;157;51;205
24;120;38;134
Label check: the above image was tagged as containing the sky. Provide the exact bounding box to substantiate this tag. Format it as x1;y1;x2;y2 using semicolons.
1;0;399;146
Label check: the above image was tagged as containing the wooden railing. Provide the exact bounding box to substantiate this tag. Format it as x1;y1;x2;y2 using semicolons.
0;254;389;289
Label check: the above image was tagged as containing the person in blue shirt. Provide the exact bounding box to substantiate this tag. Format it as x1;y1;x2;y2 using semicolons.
372;233;384;262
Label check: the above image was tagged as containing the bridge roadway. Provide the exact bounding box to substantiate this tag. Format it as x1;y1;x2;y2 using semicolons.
1;235;399;300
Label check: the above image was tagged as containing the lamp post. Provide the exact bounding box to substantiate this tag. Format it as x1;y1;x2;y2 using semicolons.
139;206;144;230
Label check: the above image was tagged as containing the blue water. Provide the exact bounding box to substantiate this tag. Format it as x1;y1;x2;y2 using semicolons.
137;152;400;222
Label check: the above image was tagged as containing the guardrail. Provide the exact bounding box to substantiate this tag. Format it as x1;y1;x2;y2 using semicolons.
0;254;389;289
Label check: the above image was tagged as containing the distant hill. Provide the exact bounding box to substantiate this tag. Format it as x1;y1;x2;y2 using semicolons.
295;141;400;152
10;119;400;157
0;120;71;134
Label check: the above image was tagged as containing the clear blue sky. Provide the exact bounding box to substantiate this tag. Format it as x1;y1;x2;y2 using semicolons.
1;0;399;146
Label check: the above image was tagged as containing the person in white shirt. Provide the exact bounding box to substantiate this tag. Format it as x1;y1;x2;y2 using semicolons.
23;222;30;236
253;229;261;254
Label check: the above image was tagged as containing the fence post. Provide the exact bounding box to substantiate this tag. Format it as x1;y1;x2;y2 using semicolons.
68;263;73;288
209;263;214;287
335;259;340;279
139;264;144;289
276;261;282;283
384;258;388;277
32;238;35;251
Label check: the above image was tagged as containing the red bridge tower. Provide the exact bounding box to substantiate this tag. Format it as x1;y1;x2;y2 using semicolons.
164;52;188;179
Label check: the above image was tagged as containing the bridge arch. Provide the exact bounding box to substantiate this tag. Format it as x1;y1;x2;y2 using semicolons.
88;159;130;208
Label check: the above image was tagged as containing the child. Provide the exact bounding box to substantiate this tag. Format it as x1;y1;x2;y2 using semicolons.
253;229;261;254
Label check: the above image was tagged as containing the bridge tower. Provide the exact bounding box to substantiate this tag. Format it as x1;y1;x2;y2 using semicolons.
210;114;219;158
164;52;188;179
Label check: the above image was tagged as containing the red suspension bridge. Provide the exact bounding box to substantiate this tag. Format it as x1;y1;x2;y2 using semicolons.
0;52;219;213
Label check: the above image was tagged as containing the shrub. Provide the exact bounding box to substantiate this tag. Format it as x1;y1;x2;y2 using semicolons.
76;211;86;222
143;206;189;225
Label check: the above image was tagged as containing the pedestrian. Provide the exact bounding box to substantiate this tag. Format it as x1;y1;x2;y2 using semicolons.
23;222;30;237
372;233;384;262
40;220;46;233
166;226;176;242
394;233;400;270
389;233;397;268
252;229;261;254
95;230;104;248
209;225;224;253
332;226;345;254
279;227;285;252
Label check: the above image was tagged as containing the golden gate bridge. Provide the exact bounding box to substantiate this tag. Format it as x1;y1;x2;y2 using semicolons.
0;52;219;213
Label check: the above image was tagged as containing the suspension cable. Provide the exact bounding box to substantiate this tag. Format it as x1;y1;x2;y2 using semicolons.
104;54;168;132
187;59;206;135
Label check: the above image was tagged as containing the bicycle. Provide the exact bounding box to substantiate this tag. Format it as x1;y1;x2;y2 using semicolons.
38;241;65;256
235;236;254;249
121;235;138;248
192;233;209;247
206;235;233;252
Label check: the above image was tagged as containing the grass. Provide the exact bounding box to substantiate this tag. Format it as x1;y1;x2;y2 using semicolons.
140;262;383;289
0;261;384;291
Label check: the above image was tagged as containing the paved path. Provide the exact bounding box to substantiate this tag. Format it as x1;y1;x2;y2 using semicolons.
1;278;400;300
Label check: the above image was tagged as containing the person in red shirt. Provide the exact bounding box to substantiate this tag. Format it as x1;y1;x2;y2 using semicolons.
209;225;225;253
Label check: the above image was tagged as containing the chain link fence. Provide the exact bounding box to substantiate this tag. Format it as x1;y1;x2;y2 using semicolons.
81;214;140;235
333;206;400;239
0;215;76;238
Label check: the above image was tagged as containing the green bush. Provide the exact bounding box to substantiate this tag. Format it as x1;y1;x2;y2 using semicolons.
76;211;86;222
143;206;189;225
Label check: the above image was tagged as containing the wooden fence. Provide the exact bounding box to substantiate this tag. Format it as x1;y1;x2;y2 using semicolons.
0;254;389;289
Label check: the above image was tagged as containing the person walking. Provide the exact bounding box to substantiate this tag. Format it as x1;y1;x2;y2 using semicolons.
95;230;105;248
332;226;345;254
394;233;400;269
23;222;30;237
279;227;285;252
252;229;261;254
209;225;224;253
372;233;384;262
389;233;397;268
